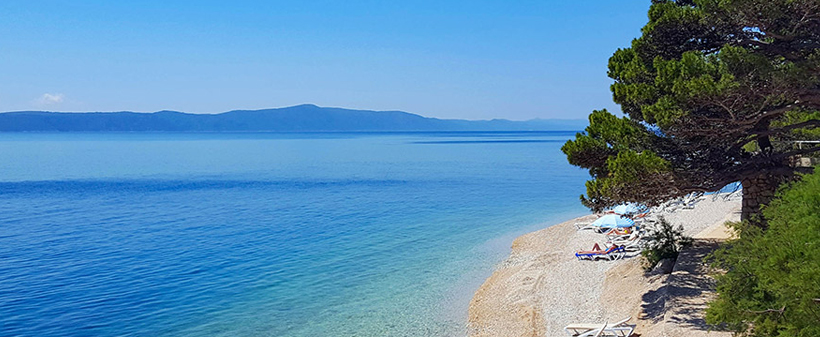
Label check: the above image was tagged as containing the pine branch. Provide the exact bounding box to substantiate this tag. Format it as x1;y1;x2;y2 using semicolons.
745;307;786;314
772;145;820;161
731;119;820;149
745;306;787;320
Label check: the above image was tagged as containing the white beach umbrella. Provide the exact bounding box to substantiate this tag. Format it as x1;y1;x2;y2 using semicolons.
610;204;640;215
592;214;635;229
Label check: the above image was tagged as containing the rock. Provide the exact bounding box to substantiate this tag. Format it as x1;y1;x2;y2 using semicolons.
651;258;675;275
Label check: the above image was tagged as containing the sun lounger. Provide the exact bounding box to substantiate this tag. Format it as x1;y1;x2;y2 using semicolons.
603;227;631;235
606;231;643;244
608;231;641;244
565;321;607;337
603;227;632;237
604;227;642;241
575;222;598;231
564;317;634;336
576;222;608;233
608;233;644;252
575;244;625;261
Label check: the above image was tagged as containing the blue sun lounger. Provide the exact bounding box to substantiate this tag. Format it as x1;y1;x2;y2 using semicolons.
575;245;625;261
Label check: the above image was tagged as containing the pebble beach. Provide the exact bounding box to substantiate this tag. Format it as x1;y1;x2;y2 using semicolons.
468;193;742;337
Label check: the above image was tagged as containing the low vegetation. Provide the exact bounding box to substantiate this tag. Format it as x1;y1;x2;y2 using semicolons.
706;168;820;336
640;217;692;272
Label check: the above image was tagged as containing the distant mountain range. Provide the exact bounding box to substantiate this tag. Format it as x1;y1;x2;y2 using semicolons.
0;104;587;132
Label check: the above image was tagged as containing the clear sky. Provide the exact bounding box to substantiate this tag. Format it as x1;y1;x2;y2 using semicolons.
1;1;650;120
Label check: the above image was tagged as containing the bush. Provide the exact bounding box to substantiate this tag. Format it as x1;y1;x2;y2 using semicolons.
706;167;820;336
640;217;692;271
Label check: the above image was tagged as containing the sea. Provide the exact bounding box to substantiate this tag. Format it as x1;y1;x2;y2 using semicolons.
0;131;590;336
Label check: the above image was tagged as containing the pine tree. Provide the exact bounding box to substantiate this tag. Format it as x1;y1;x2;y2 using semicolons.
562;0;820;224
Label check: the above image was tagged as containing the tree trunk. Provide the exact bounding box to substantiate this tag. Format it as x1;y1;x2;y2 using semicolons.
740;174;781;227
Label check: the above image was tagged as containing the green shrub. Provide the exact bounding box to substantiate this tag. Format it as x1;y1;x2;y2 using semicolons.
706;167;820;336
640;217;692;271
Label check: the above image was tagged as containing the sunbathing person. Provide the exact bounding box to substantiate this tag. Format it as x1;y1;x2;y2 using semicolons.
575;243;625;261
603;227;632;236
631;211;649;219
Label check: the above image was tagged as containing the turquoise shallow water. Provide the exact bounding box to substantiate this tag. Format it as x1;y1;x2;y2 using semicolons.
0;132;589;336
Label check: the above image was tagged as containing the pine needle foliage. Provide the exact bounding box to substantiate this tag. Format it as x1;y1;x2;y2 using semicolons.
562;0;820;222
640;217;693;271
706;167;820;336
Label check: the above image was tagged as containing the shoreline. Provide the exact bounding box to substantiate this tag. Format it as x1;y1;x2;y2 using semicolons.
467;194;741;336
442;209;591;335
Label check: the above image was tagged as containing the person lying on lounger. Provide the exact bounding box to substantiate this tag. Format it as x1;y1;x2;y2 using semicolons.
575;244;625;261
631;211;649;219
603;227;632;236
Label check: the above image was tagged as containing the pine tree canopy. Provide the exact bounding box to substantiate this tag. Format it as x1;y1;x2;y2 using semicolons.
563;0;820;220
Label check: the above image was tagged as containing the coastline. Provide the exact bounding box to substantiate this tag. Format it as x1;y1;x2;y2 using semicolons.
467;194;741;336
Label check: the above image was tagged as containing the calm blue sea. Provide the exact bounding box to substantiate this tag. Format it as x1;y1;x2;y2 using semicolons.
0;132;588;336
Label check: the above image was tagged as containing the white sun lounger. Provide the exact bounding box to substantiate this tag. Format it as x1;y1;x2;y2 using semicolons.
604;229;638;241
565;321;607;337
564;317;634;336
616;240;644;252
608;232;644;252
575;222;600;231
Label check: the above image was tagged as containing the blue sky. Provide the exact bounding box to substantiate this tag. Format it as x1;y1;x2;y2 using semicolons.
1;1;650;120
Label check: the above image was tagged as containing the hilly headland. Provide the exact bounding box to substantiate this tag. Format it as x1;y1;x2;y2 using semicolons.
0;104;587;132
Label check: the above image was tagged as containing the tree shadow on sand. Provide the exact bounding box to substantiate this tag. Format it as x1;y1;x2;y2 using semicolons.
639;239;732;331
